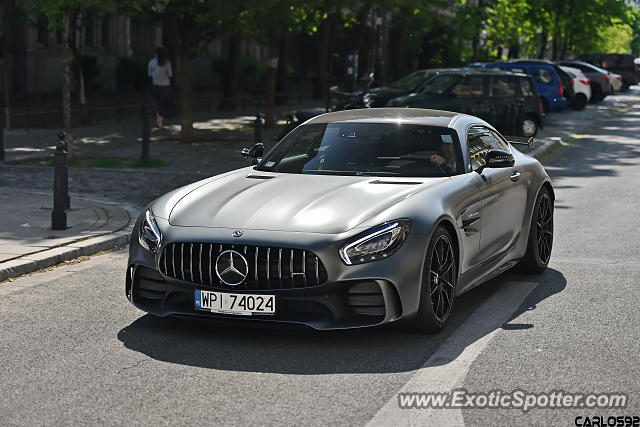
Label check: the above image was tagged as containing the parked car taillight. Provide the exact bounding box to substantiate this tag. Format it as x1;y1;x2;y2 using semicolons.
559;82;563;97
601;75;609;80
539;100;544;113
580;79;590;85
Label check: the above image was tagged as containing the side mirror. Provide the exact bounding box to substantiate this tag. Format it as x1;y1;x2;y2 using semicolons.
241;143;264;164
476;149;515;174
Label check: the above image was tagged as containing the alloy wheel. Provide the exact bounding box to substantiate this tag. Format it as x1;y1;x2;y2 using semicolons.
429;235;456;323
536;193;553;264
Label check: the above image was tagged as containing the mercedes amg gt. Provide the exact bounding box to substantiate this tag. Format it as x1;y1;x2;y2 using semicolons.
126;108;554;333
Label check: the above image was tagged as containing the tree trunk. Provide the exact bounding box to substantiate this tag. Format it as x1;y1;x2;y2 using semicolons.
264;27;280;129
275;32;290;106
178;47;194;143
62;13;74;159
2;0;13;129
218;35;240;110
313;17;331;100
2;54;9;129
537;30;548;59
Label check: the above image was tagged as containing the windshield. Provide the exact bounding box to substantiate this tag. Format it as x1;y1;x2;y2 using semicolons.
420;74;462;94
257;123;462;178
389;70;432;91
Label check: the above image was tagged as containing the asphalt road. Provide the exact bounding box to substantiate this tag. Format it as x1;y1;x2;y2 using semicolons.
2;92;640;426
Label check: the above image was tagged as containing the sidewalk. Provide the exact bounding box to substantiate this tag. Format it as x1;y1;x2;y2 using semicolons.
0;191;133;281
3;100;324;164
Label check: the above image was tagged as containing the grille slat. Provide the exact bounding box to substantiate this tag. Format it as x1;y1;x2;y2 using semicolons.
159;242;327;291
180;243;185;281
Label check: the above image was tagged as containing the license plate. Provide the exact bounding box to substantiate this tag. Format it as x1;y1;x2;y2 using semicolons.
194;290;275;316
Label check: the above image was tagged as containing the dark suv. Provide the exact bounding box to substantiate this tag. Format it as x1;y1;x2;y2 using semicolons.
387;70;544;137
579;53;638;90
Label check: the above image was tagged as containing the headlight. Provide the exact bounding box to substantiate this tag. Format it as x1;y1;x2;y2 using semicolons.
339;219;411;265
138;209;162;253
361;93;374;107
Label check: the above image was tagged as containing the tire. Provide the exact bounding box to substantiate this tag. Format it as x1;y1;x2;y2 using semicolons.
518;114;539;137
589;84;604;103
571;93;587;111
409;226;457;333
518;187;554;273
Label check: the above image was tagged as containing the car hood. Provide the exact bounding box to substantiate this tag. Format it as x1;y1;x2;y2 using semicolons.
368;87;410;99
168;170;447;234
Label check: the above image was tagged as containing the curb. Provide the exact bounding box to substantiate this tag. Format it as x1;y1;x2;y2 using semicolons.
0;231;131;282
528;136;563;158
0;191;138;283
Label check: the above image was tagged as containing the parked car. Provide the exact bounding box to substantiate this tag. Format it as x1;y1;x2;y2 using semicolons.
559;65;591;110
481;62;567;113
388;69;544;137
347;68;464;108
580;53;638;90
557;60;613;102
608;72;624;92
508;59;576;110
127;108;554;332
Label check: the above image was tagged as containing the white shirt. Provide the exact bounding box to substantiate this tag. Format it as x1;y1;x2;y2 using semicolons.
148;58;172;86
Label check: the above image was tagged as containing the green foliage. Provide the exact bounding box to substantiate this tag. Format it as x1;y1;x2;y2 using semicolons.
593;23;633;54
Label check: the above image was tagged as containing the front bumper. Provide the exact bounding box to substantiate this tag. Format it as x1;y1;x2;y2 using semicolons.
126;219;429;330
126;264;403;329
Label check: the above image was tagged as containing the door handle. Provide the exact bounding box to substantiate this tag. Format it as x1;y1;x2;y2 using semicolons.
510;171;521;182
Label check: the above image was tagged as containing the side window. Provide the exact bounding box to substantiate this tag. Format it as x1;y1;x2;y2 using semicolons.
451;76;485;98
519;77;535;96
467;130;491;170
489;129;510;151
532;68;553;84
490;76;516;97
422;75;461;94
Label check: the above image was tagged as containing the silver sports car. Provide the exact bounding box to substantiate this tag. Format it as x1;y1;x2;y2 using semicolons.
126;108;554;332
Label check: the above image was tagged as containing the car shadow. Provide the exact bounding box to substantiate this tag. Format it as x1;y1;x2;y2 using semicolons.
117;268;566;375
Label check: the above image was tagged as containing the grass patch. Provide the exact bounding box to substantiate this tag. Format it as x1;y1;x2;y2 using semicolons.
18;157;169;169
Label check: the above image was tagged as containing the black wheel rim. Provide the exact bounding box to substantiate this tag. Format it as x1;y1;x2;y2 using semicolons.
429;235;456;323
536;194;553;264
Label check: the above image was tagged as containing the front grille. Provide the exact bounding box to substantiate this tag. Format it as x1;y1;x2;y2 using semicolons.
158;242;328;290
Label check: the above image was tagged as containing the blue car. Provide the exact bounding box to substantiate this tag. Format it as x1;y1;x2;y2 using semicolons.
475;62;567;113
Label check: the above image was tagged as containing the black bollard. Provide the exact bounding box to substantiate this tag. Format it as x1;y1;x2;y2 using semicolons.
141;106;151;161
253;113;262;144
52;132;69;230
0;107;5;162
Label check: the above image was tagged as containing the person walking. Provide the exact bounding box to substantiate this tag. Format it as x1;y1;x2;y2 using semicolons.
148;46;173;129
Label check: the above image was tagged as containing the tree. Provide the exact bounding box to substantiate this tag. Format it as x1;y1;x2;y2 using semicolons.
20;0;104;159
124;0;242;142
0;0;15;129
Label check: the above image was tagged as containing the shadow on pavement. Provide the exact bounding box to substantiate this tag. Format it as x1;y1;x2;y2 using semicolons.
117;269;566;375
545;109;640;180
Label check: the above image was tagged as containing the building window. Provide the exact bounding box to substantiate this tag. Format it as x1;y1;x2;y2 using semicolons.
100;15;110;49
37;14;49;46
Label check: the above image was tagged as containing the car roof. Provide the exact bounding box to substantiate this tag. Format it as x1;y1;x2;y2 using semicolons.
559;60;608;73
304;108;465;127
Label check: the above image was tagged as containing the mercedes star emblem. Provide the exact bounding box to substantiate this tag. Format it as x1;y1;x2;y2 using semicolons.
215;249;249;286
